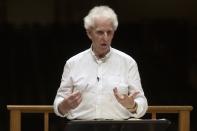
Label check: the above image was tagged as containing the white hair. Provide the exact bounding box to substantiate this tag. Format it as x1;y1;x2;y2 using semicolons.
83;5;118;30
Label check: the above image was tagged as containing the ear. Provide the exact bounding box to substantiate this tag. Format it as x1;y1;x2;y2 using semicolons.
86;29;92;40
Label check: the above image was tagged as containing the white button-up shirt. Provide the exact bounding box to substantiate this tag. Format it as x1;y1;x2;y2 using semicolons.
53;47;148;120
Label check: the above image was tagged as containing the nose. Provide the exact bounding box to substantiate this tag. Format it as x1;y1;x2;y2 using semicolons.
103;32;108;40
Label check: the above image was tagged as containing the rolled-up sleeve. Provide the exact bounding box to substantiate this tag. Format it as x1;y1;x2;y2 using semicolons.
53;61;73;117
128;61;148;118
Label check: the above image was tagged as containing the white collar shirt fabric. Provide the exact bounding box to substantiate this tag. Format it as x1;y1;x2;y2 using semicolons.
53;47;148;120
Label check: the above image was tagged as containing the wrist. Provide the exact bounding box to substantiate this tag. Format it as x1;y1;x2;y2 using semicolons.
127;102;137;113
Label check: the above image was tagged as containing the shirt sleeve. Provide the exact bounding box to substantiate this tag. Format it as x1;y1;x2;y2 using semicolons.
53;61;73;117
53;96;68;117
128;60;148;118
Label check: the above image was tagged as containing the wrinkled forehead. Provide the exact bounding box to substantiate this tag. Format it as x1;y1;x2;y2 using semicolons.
92;17;114;30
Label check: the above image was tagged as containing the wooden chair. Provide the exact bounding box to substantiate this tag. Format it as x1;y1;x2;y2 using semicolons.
7;105;193;131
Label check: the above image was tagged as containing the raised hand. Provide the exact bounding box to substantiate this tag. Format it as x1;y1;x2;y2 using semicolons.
113;87;139;110
58;90;82;115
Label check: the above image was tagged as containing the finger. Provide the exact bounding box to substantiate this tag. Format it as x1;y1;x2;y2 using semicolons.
113;87;118;93
129;90;140;98
76;96;82;104
74;93;82;103
71;91;81;103
70;90;80;99
71;96;82;109
113;88;124;99
72;90;80;96
133;91;140;98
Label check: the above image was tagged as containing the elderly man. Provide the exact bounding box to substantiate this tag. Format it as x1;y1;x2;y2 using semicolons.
53;5;148;121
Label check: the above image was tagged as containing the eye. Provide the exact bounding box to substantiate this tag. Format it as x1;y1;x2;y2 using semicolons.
96;31;104;35
107;31;113;35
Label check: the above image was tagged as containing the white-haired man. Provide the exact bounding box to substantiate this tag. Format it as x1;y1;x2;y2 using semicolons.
53;5;148;122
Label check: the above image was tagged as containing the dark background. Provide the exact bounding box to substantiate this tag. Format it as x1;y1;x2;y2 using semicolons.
1;0;197;131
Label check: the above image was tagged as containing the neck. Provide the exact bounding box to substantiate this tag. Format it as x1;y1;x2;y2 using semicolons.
93;50;109;59
96;54;105;59
91;45;110;59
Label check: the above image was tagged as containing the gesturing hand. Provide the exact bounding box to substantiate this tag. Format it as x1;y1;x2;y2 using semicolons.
113;87;139;109
58;90;82;115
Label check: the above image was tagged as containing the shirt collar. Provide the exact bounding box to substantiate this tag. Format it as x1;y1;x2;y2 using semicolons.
90;45;112;63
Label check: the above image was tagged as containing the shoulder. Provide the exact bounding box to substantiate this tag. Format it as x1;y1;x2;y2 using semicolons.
66;49;90;64
111;48;136;64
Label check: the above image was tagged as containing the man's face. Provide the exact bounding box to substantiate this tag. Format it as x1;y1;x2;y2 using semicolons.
87;17;115;58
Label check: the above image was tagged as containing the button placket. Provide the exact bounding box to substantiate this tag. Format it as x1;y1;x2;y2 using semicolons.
95;60;103;118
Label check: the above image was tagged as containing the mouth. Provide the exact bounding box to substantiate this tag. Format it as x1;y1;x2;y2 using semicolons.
101;43;108;47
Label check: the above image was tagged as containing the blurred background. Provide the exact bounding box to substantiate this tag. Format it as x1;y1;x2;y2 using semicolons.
1;0;197;131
